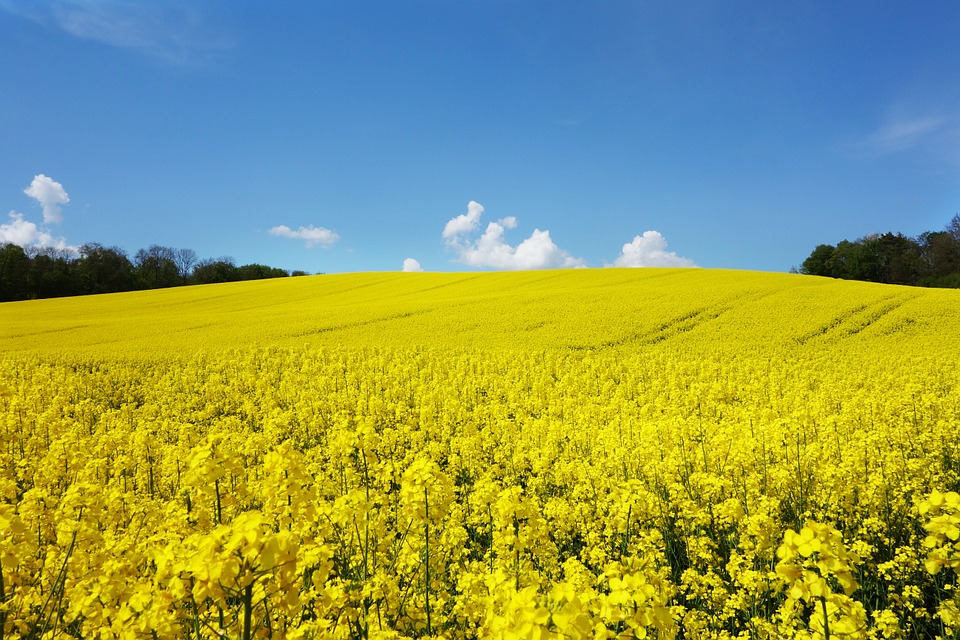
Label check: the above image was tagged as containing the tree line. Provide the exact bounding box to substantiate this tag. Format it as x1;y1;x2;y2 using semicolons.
798;214;960;288
0;242;309;302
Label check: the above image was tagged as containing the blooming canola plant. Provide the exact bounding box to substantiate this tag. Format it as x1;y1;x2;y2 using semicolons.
1;268;960;638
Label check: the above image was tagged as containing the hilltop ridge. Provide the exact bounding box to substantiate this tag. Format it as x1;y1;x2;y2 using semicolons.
2;269;958;358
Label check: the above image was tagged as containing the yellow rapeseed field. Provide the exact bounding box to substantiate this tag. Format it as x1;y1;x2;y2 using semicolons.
2;268;960;639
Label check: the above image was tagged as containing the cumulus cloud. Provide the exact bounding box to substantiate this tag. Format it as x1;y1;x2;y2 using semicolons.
3;174;77;253
442;200;484;241
402;258;423;272
442;201;586;270
0;211;77;253
0;212;42;246
24;174;69;224
612;231;697;268
269;224;339;248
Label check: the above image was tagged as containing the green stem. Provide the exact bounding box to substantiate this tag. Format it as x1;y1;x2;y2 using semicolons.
242;582;254;640
0;560;6;640
190;596;201;640
424;486;432;637
215;479;223;525
514;517;521;592
821;595;830;640
488;506;494;573
622;504;632;558
31;509;81;638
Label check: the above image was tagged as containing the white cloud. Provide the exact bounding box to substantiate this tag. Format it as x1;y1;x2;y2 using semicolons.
269;224;339;248
0;0;232;65
1;211;78;253
0;212;40;246
864;115;946;153
442;201;586;270
4;173;77;253
402;258;423;272
612;231;697;268
23;174;69;224
442;200;484;241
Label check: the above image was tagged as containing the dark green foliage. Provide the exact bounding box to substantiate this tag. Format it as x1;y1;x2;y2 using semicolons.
800;244;835;277
0;243;32;301
134;245;181;289
192;258;239;284
799;214;960;288
76;243;136;294
235;263;289;281
0;243;303;301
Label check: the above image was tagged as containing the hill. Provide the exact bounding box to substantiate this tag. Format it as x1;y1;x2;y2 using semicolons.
4;268;960;636
3;268;959;358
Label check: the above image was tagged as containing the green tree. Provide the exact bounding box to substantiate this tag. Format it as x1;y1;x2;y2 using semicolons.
28;247;76;298
235;263;289;281
801;215;960;289
872;232;921;285
800;244;836;277
826;240;859;280
76;243;135;294
193;257;239;284
134;245;180;289
0;243;32;301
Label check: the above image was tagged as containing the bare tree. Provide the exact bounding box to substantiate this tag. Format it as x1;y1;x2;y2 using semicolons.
947;213;960;242
134;245;178;288
174;248;199;284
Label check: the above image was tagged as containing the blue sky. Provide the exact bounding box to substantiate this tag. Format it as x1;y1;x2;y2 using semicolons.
2;1;959;274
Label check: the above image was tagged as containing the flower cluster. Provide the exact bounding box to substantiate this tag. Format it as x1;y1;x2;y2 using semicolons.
920;490;960;632
776;521;867;638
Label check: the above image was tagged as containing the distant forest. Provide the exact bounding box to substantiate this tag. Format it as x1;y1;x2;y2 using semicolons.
798;214;960;288
0;243;309;302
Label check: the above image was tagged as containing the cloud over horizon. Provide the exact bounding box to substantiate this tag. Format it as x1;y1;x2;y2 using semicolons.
269;224;339;248
402;258;423;272
1;174;77;253
1;211;77;253
442;201;586;270
612;231;697;268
